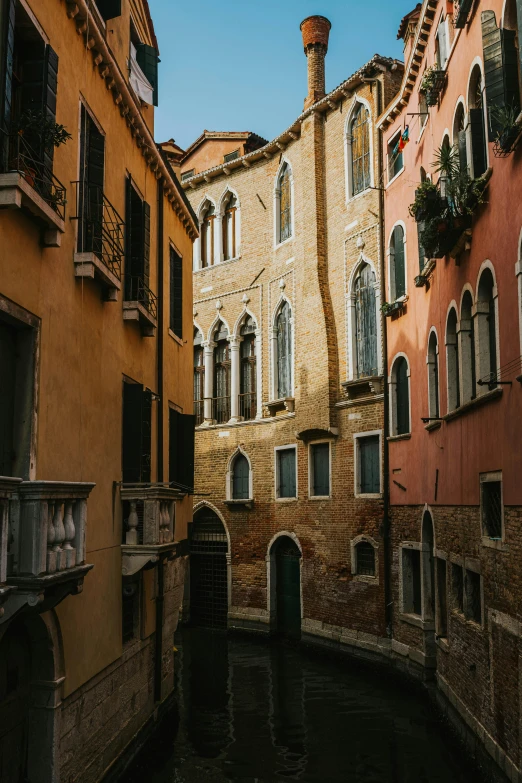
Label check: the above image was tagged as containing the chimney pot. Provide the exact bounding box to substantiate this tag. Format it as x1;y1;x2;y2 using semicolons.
300;15;331;110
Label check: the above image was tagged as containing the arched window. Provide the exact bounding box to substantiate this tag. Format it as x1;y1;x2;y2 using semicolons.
390;225;406;300
391;356;410;435
476;268;498;388
354;263;378;378
460;290;476;402
239;315;257;420
222;192;238;261
200;200;216;268
354;540;376;577
193;328;205;425
350;103;371;196
453;103;468;173
468;66;487;178
275;301;292;399
231;453;250;500
446;308;460;412
278;164;292;244
213;321;230;423
427;331;439;418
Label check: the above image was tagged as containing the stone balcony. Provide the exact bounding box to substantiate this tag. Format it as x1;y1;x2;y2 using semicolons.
121;484;188;576
1;480;95;624
0;476;23;616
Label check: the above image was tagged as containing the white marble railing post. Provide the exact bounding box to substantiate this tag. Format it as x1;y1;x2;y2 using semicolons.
62;501;76;568
126;500;139;545
229;336;241;422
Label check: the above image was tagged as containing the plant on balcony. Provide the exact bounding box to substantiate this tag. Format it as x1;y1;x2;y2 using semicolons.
420;66;446;106
408;180;444;223
381;300;405;317
17;111;72;150
490;104;522;156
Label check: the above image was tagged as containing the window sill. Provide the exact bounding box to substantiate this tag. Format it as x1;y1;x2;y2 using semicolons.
345;186;373;206
387;433;411;442
168;329;183;346
224;499;254;509
275;497;298;503
274;236;293;251
74;252;121;301
266;397;295;415
385;167;405;190
443;387;502;423
481;536;509;552
123;301;157;337
308;494;331;501
424;421;442;432
399;613;434;631
0;172;65;246
352;574;379;585
355;492;383;500
435;636;449;652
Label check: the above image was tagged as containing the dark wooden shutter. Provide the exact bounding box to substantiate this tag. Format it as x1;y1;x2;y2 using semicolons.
42;46;58;173
96;0;121;20
168;407;180;485
169;409;195;491
360;436;379;494
458;129;468;172
417;220;426;272
170;246;183;338
279;449;296;498
393;226;405;299
232;454;249;499
124;177;133;299
469;109;487;178
1;0;16;141
122;382;143;483
482;10;520;140
396;358;410;435
181;413;195;492
141;389;152;482
136;44;159;106
79;107;105;254
143;200;150;288
312;443;329;496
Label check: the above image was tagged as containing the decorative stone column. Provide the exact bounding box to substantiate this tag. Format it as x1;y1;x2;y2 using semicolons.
228;336;241;422
203;341;214;422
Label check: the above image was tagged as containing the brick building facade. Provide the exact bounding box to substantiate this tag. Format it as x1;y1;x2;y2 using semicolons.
168;18;404;653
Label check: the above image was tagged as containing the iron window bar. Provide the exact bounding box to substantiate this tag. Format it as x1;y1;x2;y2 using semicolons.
211;396;231;424
238;392;257;421
124;275;158;320
193;399;204;426
477;355;522;388
71;181;124;280
0;128;67;219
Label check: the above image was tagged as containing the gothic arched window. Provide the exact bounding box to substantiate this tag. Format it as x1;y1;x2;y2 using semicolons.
278;164;292;243
213;321;230;423
354;263;378;378
239;315;257;420
276;301;292;399
222;192;238;261
231;453;250;500
390;225;406;300
193;328;205;425
351;104;371;196
201;200;215;268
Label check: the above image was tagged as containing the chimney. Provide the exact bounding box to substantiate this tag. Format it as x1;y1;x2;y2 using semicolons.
300;15;331;110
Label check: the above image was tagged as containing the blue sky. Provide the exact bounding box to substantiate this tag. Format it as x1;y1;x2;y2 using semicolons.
149;0;413;150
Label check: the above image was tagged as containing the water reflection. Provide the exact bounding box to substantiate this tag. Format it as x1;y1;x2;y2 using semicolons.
124;628;483;783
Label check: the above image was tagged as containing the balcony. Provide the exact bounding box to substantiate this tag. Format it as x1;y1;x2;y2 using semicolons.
0;477;23;616
71;181;124;300
238;392;257;421
121;484;188;576
123;275;158;336
212;395;231;424
1;480;95;624
194;399;204;426
0;130;66;246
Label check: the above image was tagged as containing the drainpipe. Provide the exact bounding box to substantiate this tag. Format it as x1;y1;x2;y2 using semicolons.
361;73;392;637
155;179;165;702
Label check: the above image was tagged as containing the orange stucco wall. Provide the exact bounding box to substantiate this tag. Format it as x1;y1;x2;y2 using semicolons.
181;139;248;176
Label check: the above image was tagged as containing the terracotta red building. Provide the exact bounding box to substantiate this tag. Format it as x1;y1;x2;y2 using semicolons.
378;0;522;777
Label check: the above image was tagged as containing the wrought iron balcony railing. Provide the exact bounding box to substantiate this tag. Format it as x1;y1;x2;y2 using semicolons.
0;129;67;220
71;181;124;280
238;392;257;421
124;275;158;320
194;399;204;426
212;395;231;424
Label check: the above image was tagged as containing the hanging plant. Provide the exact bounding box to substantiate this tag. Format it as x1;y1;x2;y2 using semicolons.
490;104;522;155
408;180;444;222
17;111;72;151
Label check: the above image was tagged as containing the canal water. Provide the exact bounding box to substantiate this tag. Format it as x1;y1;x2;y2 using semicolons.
124;628;484;783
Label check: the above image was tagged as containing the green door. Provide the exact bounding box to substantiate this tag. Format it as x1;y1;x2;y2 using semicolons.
275;539;301;638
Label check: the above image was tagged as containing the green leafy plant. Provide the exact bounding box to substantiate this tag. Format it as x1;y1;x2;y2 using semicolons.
420;67;437;93
432;142;460;180
408;179;444;221
490;104;522;151
18;111;72;151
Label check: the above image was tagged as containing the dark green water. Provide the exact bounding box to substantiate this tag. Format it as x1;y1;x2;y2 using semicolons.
124;628;484;782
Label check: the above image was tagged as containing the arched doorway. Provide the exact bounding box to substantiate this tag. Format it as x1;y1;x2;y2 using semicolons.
190;507;229;628
271;536;301;638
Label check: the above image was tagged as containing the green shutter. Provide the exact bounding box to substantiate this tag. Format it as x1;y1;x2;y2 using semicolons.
469;109;487;178
279;449;296;498
458;129;468;173
393;226;405;299
312;443;329;496
96;0;121;20
360;436;379;494
136;43;159;106
232;454;249;499
396;358;410;435
170;246;183;338
482;10;520;139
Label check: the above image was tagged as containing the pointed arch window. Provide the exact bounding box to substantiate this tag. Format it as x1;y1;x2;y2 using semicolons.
193;328;205;425
239;315;257;420
213;321;230;423
278;164;292;243
201;201;216;268
476;268;498;389
351;103;371;196
231;453;250;500
446;308;460;412
468;66;487;179
354;263;378;378
427;332;440;418
391;356;410;435
222;192;238;261
276;301;292;398
390;225;406;300
460;291;477;402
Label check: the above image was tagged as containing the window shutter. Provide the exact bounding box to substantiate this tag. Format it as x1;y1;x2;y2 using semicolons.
42;45;59;173
169;409;195;491
469;109;487;178
279;450;296;498
124;178;134;300
1;0;16;140
482;10;521;140
136;44;159;107
143;200;151;288
393;226;405;299
355;265;378;378
170;247;183;338
360;436;380;494
232;455;249;499
396;359;410;435
168;407;180;486
181;413;195;491
417;220;426;272
458;129;468;173
95;0;121;20
312;443;329;496
123;383;145;483
141;390;152;482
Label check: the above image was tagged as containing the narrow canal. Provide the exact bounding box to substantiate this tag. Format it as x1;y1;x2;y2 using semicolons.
124;628;485;783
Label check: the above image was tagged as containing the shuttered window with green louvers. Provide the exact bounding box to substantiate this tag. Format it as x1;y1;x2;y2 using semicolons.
136;44;159;107
482;10;521;140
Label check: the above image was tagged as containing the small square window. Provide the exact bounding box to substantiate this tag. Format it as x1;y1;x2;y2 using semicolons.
388;132;404;181
181;169;195;182
355;541;376;576
356;435;380;495
224;149;239;163
310;442;330;497
402;548;421;616
481;474;503;540
465;569;482;625
276;447;297;499
451;562;463;613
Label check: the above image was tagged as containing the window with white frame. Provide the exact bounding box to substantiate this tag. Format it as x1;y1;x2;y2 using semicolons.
309;441;330;498
193;328;205;426
275;300;292;399
480;471;503;540
475;267;498;389
354;263;378;378
446;307;460;412
460;290;477;402
275;446;297;499
355;433;381;496
231;452;251;500
390;355;410;436
350;103;371;196
354;540;376;577
402;547;422;616
387;131;404;181
276;163;292;244
222;191;239;261
468;65;487;179
389;225;406;301
427;331;440;419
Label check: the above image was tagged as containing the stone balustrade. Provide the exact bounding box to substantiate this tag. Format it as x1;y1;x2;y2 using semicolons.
0;476;23;614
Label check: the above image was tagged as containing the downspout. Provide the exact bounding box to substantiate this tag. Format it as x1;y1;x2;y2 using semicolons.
362;73;392;637
155;179;165;703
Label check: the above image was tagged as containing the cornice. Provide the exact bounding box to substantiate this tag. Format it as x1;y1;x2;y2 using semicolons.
64;0;198;238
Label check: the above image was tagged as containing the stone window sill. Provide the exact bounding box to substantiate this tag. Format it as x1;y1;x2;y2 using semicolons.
0;172;65;246
443;387;502;422
387;433;411;442
74;252;121;300
435;636;449;652
481;536;509;552
123;301;157;337
275;497;298;503
351;574;379;585
169;329;183;346
399;612;434;631
424;421;442;432
224;499;254;509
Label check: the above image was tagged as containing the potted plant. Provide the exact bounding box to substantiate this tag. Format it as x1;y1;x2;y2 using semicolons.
490;104;522;155
17;110;72;152
408;180;443;222
420;66;446;106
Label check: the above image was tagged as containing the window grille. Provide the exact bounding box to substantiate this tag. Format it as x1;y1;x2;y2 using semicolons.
354;263;378;378
465;569;482;624
355;541;375;576
279;165;292;243
276;301;292;398
402;548;421;615
481;478;502;539
351;104;371;196
451;563;464;613
232;454;250;499
310;443;329;496
190;508;228;628
277;448;296;498
358;435;380;494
